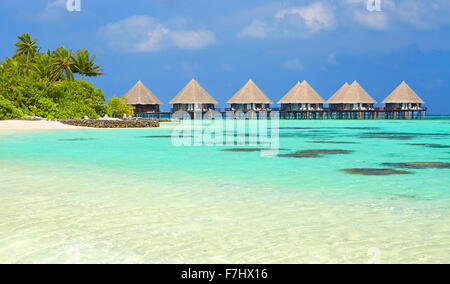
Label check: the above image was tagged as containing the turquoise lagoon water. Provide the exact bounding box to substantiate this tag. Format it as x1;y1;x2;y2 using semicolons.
0;119;449;263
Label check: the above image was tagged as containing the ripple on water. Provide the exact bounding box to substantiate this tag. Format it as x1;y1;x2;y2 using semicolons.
360;132;450;141
308;141;359;144
222;148;283;152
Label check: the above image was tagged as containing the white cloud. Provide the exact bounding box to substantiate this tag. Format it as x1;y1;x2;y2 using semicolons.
275;2;336;33
99;15;216;52
38;0;66;21
353;10;389;30
239;0;450;39
170;30;216;50
282;59;304;71
239;2;335;39
343;0;450;30
239;20;269;38
394;0;450;29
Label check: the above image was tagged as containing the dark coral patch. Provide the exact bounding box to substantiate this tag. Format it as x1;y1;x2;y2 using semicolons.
278;152;322;158
278;149;353;158
427;145;450;149
359;133;415;140
303;149;353;155
408;143;450;149
382;162;450;169
342;168;413;176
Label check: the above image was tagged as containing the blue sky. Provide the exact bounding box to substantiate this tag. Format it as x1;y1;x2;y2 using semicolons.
1;0;449;114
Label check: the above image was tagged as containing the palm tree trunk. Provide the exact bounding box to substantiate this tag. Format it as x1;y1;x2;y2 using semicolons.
25;53;29;75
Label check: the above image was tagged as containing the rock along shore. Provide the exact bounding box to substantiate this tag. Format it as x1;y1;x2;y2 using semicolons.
58;119;160;128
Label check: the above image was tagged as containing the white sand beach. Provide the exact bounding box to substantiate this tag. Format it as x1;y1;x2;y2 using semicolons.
0;120;85;132
0;120;185;133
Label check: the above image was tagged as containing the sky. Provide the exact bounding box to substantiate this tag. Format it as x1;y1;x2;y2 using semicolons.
0;0;449;114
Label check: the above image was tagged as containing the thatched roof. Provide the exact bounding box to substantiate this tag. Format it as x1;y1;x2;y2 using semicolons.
227;80;274;104
169;79;219;105
326;83;350;104
278;81;325;104
382;81;425;104
327;81;376;104
124;81;163;105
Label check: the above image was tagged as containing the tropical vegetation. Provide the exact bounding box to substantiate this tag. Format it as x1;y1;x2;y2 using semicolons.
0;33;126;120
107;97;135;118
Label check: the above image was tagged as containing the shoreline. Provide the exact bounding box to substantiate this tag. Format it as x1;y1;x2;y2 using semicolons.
0;119;184;133
2;117;448;134
0;120;88;132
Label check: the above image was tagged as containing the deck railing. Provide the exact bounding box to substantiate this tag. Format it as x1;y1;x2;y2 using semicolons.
170;108;218;112
385;107;426;111
330;107;374;111
224;108;278;112
281;108;324;112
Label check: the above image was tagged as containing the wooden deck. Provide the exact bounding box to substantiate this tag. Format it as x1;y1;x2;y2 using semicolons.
133;107;427;120
279;107;427;120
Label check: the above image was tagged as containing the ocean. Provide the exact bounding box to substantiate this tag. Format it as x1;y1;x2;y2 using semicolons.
0;119;449;263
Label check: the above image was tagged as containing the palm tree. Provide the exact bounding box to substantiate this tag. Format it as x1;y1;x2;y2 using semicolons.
33;51;53;79
15;33;38;75
49;47;75;81
71;49;104;80
36;47;75;99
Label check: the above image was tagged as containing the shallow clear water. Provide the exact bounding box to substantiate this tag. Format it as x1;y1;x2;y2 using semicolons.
0;119;449;263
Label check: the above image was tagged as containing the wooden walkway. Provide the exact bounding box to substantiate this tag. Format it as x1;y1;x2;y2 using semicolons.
133;108;427;120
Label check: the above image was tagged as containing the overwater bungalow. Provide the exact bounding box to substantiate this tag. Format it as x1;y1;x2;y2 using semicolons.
124;81;163;115
169;79;219;118
227;80;274;113
326;81;377;119
278;81;326;119
382;81;426;119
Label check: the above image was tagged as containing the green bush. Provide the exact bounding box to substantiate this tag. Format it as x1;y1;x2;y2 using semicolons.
107;97;134;118
0;95;24;120
34;97;59;119
48;80;107;119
